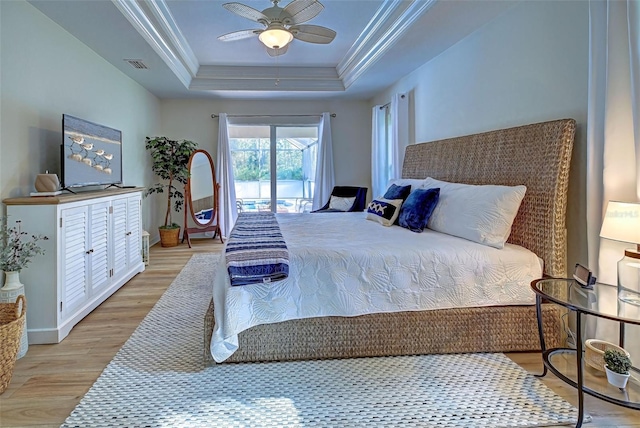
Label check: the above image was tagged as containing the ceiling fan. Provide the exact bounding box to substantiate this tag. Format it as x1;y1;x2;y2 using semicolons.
218;0;337;57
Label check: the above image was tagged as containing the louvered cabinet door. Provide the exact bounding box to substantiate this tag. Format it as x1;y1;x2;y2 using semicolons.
111;197;129;281
126;195;143;268
88;201;111;294
60;206;89;319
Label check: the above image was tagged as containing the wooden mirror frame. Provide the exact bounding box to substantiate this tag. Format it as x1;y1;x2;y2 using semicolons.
182;149;223;247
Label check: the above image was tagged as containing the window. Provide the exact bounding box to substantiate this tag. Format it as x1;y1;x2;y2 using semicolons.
229;125;319;213
372;94;408;197
372;104;393;197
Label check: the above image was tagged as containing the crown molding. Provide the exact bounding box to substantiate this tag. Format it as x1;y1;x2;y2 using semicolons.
337;0;437;89
146;0;199;76
112;0;432;93
111;0;193;87
197;65;338;79
193;65;343;91
190;78;344;92
336;0;404;79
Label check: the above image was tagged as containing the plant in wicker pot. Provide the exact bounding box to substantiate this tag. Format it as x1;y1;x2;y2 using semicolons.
603;348;632;389
145;137;198;247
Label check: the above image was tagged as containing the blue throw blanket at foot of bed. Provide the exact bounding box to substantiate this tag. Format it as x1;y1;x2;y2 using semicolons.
225;212;290;286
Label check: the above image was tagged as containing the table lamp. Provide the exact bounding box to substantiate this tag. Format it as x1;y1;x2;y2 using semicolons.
599;201;640;305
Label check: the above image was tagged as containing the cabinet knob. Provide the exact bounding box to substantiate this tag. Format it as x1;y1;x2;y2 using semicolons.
85;249;94;254
126;231;132;236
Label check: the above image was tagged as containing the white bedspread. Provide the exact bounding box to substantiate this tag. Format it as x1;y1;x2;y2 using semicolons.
211;212;543;362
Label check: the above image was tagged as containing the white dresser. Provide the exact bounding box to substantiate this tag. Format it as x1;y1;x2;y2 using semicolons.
3;188;145;343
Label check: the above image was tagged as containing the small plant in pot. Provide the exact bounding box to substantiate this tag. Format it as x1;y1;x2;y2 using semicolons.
0;218;48;290
603;348;632;389
145;136;197;247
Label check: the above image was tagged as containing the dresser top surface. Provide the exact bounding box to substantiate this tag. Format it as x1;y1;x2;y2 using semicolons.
3;187;144;205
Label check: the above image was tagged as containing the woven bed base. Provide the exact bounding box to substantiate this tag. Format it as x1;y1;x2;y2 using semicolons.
204;301;563;364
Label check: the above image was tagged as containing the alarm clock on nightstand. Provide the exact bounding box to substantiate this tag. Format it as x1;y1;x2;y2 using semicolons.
573;263;596;290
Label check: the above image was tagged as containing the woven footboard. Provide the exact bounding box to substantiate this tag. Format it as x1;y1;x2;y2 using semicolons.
204;300;563;364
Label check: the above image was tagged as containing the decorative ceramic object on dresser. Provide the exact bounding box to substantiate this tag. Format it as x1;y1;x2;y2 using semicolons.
34;172;60;193
144;136;198;247
0;218;48;358
603;348;632;389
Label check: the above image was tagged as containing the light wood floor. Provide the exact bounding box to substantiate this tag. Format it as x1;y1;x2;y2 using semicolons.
1;239;638;427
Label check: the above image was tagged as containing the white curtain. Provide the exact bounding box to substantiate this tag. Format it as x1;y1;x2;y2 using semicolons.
311;112;335;210
216;113;238;238
371;105;387;197
371;94;409;198
587;0;640;357
390;93;409;181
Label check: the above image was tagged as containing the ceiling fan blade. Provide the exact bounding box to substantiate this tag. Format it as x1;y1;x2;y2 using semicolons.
223;2;269;22
290;24;335;44
266;44;289;57
218;29;260;42
280;0;324;25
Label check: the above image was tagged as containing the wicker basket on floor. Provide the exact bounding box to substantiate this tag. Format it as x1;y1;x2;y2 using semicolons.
159;227;180;247
585;339;630;372
0;295;26;394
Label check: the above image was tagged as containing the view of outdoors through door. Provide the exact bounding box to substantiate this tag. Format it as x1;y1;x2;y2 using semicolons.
229;125;319;213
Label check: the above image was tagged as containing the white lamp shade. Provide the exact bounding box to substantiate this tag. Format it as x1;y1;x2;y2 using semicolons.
600;201;640;244
259;28;293;49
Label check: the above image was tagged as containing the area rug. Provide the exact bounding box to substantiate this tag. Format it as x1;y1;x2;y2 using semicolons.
62;253;586;428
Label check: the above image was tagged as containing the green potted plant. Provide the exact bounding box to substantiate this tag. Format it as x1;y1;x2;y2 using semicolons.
0;218;48;290
603;348;632;389
145;136;197;247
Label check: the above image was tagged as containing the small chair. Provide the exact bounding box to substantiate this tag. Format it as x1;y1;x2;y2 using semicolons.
312;186;368;213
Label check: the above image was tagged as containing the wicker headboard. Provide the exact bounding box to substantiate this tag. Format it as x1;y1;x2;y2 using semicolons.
402;118;576;277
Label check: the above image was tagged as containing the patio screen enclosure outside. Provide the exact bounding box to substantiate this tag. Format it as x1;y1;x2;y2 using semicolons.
229;125;319;213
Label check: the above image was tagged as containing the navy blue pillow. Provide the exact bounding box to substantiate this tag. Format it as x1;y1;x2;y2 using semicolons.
383;184;412;201
383;184;412;224
398;188;440;233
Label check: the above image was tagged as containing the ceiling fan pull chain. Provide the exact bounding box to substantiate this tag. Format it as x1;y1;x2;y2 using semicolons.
275;53;280;86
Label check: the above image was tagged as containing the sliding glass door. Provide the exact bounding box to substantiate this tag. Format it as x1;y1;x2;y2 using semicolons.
229;125;319;213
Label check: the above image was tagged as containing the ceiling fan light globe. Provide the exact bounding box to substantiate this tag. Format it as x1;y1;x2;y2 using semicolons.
259;28;293;49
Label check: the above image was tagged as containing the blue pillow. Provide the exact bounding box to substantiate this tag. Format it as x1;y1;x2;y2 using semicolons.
398;188;440;233
383;183;412;201
383;184;412;224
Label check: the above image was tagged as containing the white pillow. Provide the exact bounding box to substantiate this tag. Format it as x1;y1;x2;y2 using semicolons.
386;178;429;191
328;195;356;211
423;177;526;249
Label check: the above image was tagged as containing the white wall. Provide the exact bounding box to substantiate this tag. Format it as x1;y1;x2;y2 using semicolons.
159;98;371;224
371;0;589;269
0;1;161;235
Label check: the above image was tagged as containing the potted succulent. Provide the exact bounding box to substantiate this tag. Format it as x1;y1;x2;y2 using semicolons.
0;218;48;290
603;348;632;389
145;136;198;247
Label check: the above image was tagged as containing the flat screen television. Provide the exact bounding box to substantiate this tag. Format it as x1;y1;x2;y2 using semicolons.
61;114;123;189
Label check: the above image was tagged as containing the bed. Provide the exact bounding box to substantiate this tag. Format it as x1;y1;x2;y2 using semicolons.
204;118;576;364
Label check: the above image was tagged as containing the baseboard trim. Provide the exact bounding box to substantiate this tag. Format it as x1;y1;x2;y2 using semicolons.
27;262;145;344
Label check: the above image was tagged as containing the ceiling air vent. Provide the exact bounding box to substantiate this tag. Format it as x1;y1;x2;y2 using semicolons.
124;59;148;70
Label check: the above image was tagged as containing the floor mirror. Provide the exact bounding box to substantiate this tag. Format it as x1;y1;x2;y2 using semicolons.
182;149;222;247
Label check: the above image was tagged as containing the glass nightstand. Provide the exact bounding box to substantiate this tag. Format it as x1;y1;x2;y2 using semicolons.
531;278;640;427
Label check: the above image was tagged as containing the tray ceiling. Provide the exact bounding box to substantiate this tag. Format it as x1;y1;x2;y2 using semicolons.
28;0;517;99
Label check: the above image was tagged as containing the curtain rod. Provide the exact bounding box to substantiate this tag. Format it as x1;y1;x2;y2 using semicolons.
211;113;336;119
379;94;406;109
